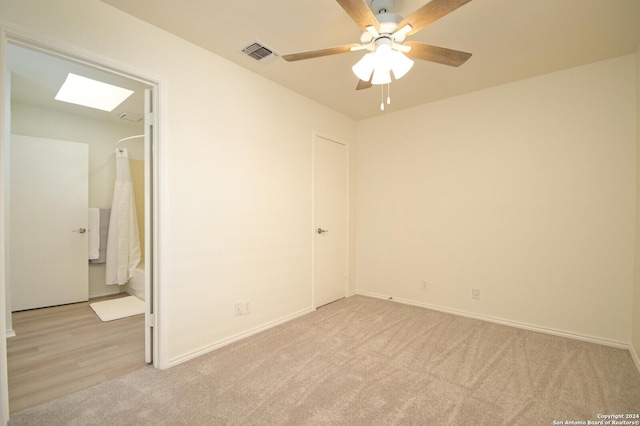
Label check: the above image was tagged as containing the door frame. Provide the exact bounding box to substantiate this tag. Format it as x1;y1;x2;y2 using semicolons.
311;131;350;309
0;24;163;421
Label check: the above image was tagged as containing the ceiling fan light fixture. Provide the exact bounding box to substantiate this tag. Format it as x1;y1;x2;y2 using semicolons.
352;44;413;84
371;66;392;85
281;0;475;112
389;50;414;79
352;52;376;81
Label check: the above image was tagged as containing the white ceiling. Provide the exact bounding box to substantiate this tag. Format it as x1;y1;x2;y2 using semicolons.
95;0;640;120
7;1;640;122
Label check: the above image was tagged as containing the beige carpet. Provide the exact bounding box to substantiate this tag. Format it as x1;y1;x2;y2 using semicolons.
9;296;640;425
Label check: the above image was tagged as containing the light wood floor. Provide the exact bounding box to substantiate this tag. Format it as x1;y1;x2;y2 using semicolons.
7;294;146;414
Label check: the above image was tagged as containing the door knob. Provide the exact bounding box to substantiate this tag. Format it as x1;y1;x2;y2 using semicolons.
73;227;87;233
317;228;329;234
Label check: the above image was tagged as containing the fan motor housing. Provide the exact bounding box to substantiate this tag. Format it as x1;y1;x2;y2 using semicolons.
359;13;403;44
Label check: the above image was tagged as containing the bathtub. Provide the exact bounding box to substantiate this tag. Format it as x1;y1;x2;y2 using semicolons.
126;264;145;301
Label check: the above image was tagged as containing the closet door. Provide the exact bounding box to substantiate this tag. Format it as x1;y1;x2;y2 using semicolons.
10;135;89;311
314;135;348;308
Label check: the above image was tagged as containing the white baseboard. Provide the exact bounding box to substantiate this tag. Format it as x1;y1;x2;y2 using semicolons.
88;289;122;299
162;293;638;372
5;330;15;339
166;306;315;369
355;290;630;350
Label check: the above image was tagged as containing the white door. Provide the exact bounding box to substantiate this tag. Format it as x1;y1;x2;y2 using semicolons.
314;135;348;308
10;135;89;311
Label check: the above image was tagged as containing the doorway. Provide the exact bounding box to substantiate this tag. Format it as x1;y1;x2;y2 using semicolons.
1;37;159;412
313;134;349;308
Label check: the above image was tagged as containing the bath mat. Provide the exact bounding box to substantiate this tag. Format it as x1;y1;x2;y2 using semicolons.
90;296;144;322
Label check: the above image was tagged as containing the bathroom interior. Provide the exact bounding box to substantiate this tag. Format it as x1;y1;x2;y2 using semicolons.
3;42;151;409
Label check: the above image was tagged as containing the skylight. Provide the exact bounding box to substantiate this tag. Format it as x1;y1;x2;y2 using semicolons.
55;73;134;112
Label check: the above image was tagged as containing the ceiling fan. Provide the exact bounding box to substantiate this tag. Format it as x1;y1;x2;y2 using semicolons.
282;0;473;91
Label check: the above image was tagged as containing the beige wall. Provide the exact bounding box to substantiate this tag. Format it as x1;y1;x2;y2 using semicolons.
357;55;636;345
633;44;640;366
10;102;144;297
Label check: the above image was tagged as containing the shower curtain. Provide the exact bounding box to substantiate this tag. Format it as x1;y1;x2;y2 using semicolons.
105;148;141;285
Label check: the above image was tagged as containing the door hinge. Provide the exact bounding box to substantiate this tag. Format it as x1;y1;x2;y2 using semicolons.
145;112;155;126
145;313;155;327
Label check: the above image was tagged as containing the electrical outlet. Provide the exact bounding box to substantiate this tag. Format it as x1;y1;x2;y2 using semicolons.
234;302;243;316
421;280;428;291
471;288;480;300
234;301;250;316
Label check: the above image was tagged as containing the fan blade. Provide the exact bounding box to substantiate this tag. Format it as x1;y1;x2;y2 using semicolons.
336;0;380;32
399;0;473;35
356;78;372;90
404;41;471;67
282;44;361;62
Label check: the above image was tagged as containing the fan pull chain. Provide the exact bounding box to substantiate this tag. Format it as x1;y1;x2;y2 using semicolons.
380;84;392;111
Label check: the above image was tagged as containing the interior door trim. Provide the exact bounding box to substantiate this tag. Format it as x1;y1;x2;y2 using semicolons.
0;23;164;422
311;130;350;310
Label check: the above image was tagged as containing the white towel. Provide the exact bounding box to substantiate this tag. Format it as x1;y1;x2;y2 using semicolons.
90;208;110;264
88;208;100;260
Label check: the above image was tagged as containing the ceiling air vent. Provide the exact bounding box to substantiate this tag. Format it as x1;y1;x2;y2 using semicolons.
242;42;277;61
